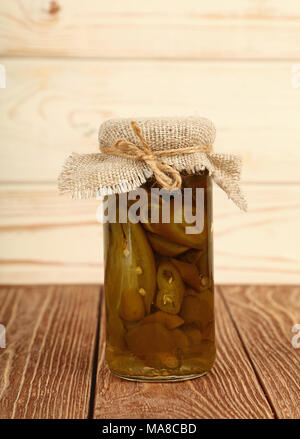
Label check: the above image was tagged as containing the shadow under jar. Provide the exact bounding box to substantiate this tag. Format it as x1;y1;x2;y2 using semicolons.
103;171;215;381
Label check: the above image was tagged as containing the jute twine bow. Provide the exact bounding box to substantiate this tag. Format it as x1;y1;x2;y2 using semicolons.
100;121;212;190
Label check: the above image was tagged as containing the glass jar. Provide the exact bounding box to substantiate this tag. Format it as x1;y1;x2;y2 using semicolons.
103;171;215;381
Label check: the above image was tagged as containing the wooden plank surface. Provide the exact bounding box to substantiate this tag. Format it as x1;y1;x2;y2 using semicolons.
1;1;300;59
0;59;300;183
0;184;299;285
0;285;100;419
220;285;300;419
93;287;274;419
0;284;298;419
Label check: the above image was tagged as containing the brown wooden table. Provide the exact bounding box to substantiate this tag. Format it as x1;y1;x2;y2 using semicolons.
0;285;299;419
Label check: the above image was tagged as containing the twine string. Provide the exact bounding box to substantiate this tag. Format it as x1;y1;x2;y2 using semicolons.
100;121;212;190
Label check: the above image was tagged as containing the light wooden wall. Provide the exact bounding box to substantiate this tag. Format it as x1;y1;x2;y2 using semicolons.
0;0;299;284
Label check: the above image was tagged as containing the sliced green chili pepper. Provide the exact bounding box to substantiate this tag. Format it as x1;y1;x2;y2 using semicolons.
121;221;156;314
106;312;126;350
142;199;207;249
179;248;205;265
196;249;209;275
104;223;127;349
180;290;213;330
147;232;189;256
104;223;124;314
175;253;211;292
104;220;156;353
184;287;200;297
119;288;145;322
156;261;185;314
171;258;202;292
125;322;179;369
171;328;190;351
140;310;184;330
182;326;203;354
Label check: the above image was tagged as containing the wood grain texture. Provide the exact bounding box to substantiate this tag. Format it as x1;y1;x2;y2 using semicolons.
214;184;300;285
1;0;300;59
220;285;300;419
0;186;103;284
0;285;100;419
1;184;299;285
0;59;300;183
93;286;274;419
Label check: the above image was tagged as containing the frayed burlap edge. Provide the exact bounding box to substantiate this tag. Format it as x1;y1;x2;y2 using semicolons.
58;151;247;211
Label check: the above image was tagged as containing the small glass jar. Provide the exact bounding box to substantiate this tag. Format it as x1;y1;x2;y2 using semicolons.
103;171;215;381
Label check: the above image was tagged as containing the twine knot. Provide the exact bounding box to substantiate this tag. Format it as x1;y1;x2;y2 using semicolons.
100;121;212;190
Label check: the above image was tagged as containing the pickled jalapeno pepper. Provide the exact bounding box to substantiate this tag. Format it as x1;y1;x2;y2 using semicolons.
156;261;185;314
104;172;215;380
170;258;203;292
142;198;208;249
139;311;184;330
120;221;156;314
147;232;189;257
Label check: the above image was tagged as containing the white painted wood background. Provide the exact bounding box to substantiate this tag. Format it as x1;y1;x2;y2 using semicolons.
0;0;299;284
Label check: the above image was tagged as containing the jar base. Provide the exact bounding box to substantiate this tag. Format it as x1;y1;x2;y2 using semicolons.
112;371;208;383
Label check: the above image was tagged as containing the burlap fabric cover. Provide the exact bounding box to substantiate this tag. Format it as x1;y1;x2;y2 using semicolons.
58;117;247;210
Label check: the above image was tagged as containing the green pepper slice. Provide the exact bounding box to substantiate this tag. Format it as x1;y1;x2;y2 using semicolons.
171;258;202;292
125;322;179;369
180;290;213;330
156;261;185;314
104;223;126;349
147;232;189;256
121;221;156;314
119;288;145;322
104;220;156;350
140;310;184;330
176;252;211;291
141;195;207;249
